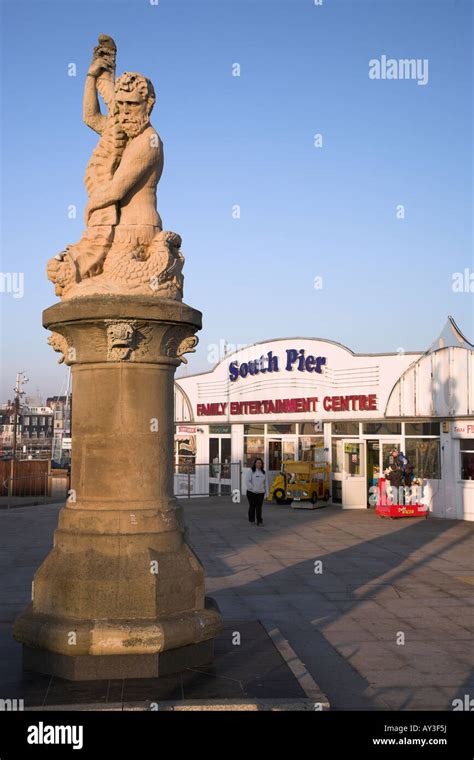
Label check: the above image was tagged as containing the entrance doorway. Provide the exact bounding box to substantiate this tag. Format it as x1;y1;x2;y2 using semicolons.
267;437;296;486
209;436;231;495
366;438;402;507
341;439;366;508
367;440;380;506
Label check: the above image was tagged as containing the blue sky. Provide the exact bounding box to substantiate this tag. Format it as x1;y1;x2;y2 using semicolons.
0;0;472;400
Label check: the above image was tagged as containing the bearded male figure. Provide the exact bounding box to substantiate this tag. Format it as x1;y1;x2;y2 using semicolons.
85;71;163;234
47;36;184;301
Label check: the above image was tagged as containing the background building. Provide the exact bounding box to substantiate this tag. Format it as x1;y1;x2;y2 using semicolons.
0;396;71;462
47;396;72;467
174;317;474;521
0;402;53;459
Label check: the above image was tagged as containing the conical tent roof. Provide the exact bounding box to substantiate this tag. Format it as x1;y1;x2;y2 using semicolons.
427;316;473;353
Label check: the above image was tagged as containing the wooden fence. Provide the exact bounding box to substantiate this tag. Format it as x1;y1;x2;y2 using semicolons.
0;460;50;496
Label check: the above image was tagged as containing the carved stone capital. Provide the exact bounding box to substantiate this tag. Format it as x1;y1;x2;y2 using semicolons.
163;326;199;364
105;320;137;361
43;295;202;367
177;335;199;364
47;331;74;365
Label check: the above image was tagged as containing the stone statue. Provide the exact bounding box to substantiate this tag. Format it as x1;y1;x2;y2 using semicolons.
14;35;222;681
47;35;184;300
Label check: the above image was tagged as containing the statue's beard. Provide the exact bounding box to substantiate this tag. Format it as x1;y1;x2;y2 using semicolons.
120;115;149;137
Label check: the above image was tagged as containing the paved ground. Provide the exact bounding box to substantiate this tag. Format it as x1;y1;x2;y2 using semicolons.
0;619;318;710
0;498;473;710
0;496;62;509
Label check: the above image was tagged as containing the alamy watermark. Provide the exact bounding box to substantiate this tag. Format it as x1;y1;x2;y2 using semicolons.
0;698;24;711
0;272;24;298
452;268;474;293
369;55;429;86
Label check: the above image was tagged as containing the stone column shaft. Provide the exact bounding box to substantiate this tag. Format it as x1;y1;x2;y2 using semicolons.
13;295;223;679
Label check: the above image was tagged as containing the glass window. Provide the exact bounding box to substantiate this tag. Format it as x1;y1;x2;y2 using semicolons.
175;435;196;474
209;424;231;434
332;480;342;504
268;439;283;470
209;438;220;477
405;438;440;479
382;444;401;472
367;440;381;482
31;417;37;426
23;417;29;425
331;422;359;436
244;436;264;468
299;422;322;435
282;440;296;462
244;424;264;435
221;438;231;480
363;422;401;435
461;451;474;480
266;437;297;470
331;439;343;473
460;440;474;480
405;422;440;436
177;454;195;475
298;436;324;462
343;442;363;476
266;424;296;434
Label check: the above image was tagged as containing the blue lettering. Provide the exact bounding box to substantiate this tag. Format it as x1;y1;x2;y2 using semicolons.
229;361;239;382
267;351;279;372
248;360;258;375
229;351;324;381
285;349;298;371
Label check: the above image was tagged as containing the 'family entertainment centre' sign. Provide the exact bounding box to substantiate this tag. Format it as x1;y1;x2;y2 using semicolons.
197;395;378;416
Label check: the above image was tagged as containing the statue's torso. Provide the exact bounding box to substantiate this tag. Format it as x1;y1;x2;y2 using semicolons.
118;127;163;228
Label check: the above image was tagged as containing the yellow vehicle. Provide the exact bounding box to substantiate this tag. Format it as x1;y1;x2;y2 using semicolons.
268;460;331;507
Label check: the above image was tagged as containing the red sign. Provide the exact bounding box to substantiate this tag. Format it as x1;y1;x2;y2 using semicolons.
453;422;474;438
196;395;377;416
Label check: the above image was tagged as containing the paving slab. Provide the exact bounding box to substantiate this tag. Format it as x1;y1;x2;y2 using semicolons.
0;498;473;710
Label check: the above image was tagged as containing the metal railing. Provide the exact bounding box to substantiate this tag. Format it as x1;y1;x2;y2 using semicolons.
174;461;242;498
1;472;70;506
0;463;241;505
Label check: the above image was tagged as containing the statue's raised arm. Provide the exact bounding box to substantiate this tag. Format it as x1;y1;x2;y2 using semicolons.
83;35;116;134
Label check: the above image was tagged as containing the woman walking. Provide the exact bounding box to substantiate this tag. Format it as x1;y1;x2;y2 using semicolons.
246;458;268;526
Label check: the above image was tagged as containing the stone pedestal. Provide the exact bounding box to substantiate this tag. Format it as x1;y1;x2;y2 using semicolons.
13;295;223;680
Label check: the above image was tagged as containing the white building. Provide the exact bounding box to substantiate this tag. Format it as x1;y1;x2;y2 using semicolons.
174;317;474;521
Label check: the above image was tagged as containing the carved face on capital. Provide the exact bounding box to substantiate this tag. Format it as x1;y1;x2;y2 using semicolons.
115;72;155;138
